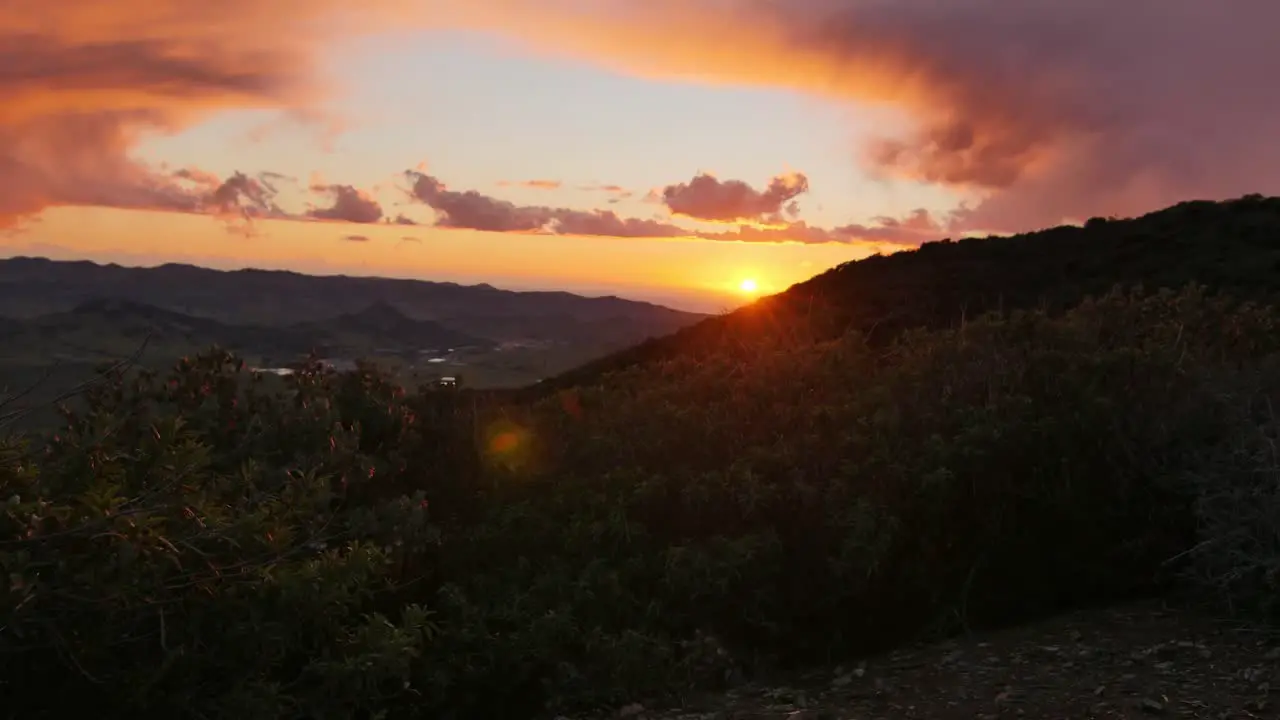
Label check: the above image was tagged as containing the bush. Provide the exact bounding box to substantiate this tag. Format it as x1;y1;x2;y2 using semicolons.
1177;355;1280;619
0;352;440;718
6;286;1280;717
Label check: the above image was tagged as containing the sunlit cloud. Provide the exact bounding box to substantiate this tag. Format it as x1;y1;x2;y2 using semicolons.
661;171;808;225
434;0;1280;233
496;179;563;190
402;168;938;246
403;169;690;238
307;184;384;224
0;0;418;227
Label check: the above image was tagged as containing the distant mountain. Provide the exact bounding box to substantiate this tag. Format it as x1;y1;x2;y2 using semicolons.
0;259;708;403
0;297;493;367
532;195;1280;394
294;301;485;354
0;258;706;346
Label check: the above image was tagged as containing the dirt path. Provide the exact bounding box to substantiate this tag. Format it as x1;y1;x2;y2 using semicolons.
588;601;1280;719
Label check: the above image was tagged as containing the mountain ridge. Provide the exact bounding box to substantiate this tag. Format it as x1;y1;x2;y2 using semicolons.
0;256;706;349
528;194;1280;395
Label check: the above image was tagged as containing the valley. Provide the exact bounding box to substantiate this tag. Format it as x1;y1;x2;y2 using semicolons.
0;259;708;418
8;196;1280;718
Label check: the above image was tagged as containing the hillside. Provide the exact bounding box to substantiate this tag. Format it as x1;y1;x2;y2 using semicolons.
534;194;1280;394
7;285;1280;718
0;298;489;365
9;197;1280;719
0;257;706;346
0;259;708;402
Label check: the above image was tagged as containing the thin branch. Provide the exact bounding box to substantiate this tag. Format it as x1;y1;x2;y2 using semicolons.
0;331;153;430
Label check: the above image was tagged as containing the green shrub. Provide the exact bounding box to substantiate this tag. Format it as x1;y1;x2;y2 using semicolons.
0;352;439;718
6;286;1280;717
467;286;1280;686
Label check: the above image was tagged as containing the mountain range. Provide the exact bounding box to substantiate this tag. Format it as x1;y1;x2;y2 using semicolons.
7;194;1280;407
0;258;705;346
0;259;709;410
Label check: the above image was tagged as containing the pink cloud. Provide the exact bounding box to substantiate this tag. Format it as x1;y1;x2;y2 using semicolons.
404;169;690;238
0;0;413;227
496;179;563;190
307;183;384;224
442;0;1280;234
661;171;808;224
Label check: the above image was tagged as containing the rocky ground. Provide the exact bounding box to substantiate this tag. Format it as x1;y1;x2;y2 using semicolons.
578;601;1280;719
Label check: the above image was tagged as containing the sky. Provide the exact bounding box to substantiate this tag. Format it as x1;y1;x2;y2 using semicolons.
3;1;1279;313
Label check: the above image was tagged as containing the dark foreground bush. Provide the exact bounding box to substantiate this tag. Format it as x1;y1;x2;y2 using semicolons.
1176;354;1280;620
4;286;1280;718
0;354;445;718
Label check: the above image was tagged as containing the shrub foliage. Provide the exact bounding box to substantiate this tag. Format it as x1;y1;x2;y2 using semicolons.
4;285;1280;718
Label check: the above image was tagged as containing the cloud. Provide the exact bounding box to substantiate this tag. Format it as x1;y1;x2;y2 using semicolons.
441;0;1280;234
580;183;634;203
145;169;294;235
403;168;934;246
206;172;287;221
404;169;690;238
582;184;629;194
695;212;939;246
257;171;299;192
497;179;563;190
847;208;945;245
391;213;418;225
661;171;808;224
172;167;223;189
307;183;384;224
0;0;414;227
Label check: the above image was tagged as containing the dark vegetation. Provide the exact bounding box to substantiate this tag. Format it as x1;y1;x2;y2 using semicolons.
0;258;707;403
5;195;1280;718
1;297;488;362
0;257;704;346
532;194;1280;395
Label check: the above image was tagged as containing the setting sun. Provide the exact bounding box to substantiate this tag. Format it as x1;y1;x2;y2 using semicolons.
738;278;760;294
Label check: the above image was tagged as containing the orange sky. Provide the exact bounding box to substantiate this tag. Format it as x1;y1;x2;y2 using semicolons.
12;206;876;311
3;1;1279;311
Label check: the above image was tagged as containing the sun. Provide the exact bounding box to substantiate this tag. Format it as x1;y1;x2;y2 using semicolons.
738;278;760;294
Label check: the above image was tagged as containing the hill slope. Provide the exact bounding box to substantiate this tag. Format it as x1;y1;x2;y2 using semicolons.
535;194;1280;394
0;257;706;346
0;298;491;364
